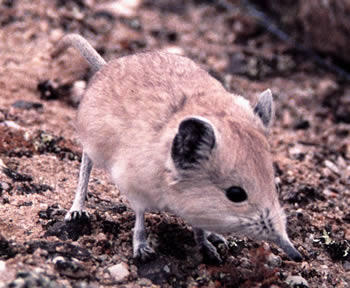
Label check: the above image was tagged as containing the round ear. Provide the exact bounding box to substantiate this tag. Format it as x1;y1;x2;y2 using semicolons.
254;89;274;129
171;117;216;170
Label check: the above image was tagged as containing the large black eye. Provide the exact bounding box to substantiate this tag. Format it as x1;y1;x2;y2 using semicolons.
225;186;247;203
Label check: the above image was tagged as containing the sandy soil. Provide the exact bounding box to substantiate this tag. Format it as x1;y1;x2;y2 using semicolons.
0;1;349;287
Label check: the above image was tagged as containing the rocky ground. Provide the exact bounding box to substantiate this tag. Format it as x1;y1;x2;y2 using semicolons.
0;0;349;287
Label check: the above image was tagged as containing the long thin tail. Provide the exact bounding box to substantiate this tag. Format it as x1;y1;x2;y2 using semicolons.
51;34;106;73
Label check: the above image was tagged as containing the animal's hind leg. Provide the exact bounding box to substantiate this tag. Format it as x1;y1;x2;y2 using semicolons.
133;209;156;261
65;151;93;221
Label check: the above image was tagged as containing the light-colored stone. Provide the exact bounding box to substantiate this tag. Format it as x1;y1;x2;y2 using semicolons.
163;265;170;273
108;262;130;282
2;121;23;130
95;0;142;18
0;261;6;274
324;160;340;176
0;182;10;191
52;256;65;265
162;46;184;55
50;29;64;42
71;80;87;105
286;275;309;287
267;253;282;267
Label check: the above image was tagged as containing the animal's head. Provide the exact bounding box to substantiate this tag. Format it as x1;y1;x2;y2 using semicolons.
167;89;302;261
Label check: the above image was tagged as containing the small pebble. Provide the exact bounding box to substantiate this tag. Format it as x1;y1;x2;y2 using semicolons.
163;265;170;273
0;182;10;191
108;262;130;282
0;158;5;168
267;253;282;267
2;121;23;130
285;275;309;288
162;46;184;55
71;80;86;105
50;29;64;42
0;260;6;273
52;256;65;265
324;160;340;176
95;0;141;18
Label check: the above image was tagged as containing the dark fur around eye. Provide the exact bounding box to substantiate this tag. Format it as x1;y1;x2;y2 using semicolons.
225;186;247;203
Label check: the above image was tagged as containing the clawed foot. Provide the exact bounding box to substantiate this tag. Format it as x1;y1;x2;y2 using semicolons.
133;243;156;262
207;232;229;249
65;210;90;222
195;229;228;264
200;240;223;264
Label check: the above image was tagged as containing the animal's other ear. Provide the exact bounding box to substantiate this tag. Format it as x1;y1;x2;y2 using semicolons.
254;89;274;128
171;117;216;170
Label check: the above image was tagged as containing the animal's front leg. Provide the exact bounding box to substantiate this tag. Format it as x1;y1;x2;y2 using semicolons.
194;228;223;264
65;152;92;221
133;209;156;261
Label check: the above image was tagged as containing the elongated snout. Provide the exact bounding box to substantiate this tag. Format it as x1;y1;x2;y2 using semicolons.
274;236;302;262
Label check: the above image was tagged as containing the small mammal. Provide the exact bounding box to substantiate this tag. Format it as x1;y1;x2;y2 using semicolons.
52;34;302;263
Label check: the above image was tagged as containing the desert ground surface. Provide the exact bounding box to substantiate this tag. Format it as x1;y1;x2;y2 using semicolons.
0;0;349;287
